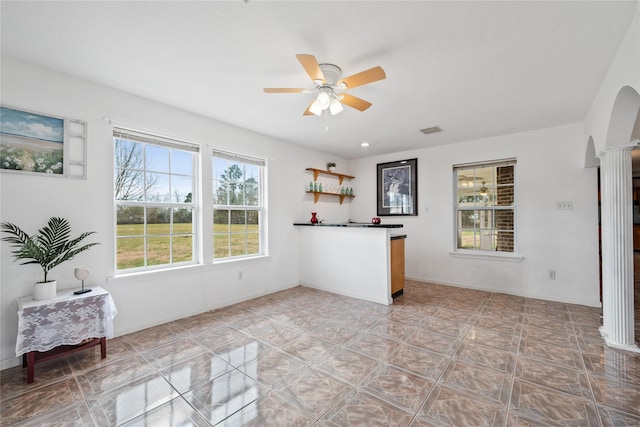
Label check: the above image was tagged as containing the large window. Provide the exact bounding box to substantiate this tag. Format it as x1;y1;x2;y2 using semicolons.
114;129;198;271
454;159;516;253
212;152;264;260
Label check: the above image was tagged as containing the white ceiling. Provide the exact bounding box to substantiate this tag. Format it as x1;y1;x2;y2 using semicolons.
1;1;637;159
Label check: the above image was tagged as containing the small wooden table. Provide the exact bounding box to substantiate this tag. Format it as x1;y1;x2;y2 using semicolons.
16;287;117;383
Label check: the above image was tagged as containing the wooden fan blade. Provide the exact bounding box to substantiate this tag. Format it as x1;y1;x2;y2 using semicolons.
296;54;325;83
263;88;307;93
339;93;372;111
338;66;386;89
303;100;315;116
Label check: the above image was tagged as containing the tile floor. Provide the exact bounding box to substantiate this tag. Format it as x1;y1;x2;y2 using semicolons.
2;279;640;426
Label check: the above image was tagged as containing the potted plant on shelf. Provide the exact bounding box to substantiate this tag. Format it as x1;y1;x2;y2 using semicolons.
327;162;336;172
1;217;100;300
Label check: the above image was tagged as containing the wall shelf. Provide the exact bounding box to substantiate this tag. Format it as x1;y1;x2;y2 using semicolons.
306;191;355;205
306;168;354;185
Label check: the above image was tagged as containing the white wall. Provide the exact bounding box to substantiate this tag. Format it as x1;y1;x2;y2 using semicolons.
0;56;351;369
0;54;607;370
349;123;601;307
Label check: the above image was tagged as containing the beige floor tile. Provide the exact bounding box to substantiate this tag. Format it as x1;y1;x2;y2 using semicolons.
274;367;353;419
3;279;640;426
510;379;600;426
319;389;414;426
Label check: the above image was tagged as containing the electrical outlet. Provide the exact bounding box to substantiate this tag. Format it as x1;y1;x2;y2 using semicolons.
548;270;556;280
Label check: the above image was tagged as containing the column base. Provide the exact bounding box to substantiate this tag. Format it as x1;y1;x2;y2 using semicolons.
599;326;640;353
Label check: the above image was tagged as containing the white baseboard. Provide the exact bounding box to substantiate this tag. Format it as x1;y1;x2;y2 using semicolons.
405;275;602;308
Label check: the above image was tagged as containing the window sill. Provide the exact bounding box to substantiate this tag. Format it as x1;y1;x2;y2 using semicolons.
212;254;270;266
108;263;202;283
449;251;524;262
108;255;270;284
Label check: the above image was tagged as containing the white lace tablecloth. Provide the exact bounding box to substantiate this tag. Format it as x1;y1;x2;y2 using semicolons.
16;287;118;356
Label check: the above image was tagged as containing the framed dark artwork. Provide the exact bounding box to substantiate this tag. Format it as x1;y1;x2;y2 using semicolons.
0;105;87;178
377;158;417;216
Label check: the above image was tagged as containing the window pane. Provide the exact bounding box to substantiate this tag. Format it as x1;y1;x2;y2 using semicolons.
229;182;244;205
214;234;229;258
115;139;143;170
173;207;193;233
247;210;259;227
458;210;479;229
231;210;246;226
476;209;494;230
479;230;495;250
172;175;193;203
496;165;514;206
146;172;170;202
496;231;514;252
246;232;259;255
116;206;144;235
213;209;230;232
245;164;259;183
231;233;246;256
475;167;494;187
458;229;477;249
147;207;170;235
213;157;228;180
117;237;145;269
172;150;193;176
245;183;259;206
147;236;170;266
213;180;228;205
172;235;193;263
115;168;145;201
145;145;169;172
495;210;514;231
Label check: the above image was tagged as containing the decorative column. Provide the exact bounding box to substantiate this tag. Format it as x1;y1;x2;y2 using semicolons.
599;143;639;352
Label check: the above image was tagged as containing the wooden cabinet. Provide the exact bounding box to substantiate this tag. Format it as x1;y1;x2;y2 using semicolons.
306;167;355;204
391;236;405;298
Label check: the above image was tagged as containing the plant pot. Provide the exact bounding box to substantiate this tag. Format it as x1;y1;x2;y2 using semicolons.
33;280;56;300
328;167;336;172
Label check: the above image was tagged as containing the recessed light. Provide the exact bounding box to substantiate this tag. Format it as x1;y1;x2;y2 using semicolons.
361;142;370;147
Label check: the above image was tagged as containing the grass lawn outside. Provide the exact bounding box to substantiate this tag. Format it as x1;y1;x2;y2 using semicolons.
117;223;259;269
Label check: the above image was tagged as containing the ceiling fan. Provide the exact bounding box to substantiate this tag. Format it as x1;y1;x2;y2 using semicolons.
263;54;386;116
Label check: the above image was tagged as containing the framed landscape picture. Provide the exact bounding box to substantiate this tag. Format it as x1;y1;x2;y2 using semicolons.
0;106;87;178
377;158;418;216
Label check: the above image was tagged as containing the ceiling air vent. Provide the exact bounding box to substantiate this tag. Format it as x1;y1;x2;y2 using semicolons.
420;126;442;135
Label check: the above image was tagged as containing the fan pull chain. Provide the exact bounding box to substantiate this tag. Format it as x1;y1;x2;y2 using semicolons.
324;110;329;132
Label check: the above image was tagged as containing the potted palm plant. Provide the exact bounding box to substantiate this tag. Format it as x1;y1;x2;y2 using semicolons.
1;217;99;300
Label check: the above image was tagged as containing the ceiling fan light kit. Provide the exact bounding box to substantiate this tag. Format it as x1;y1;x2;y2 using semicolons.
264;53;386;116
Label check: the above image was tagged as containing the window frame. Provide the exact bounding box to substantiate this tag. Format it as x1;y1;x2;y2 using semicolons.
453;159;517;255
113;128;200;273
212;150;266;262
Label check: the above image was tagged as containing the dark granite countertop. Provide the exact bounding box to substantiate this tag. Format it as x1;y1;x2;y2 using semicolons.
293;222;403;228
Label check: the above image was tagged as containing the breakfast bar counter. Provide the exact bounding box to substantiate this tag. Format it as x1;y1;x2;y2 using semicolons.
294;222;404;305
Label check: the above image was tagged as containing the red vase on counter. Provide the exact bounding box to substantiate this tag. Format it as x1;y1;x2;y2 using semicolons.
371;217;381;224
310;212;318;224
